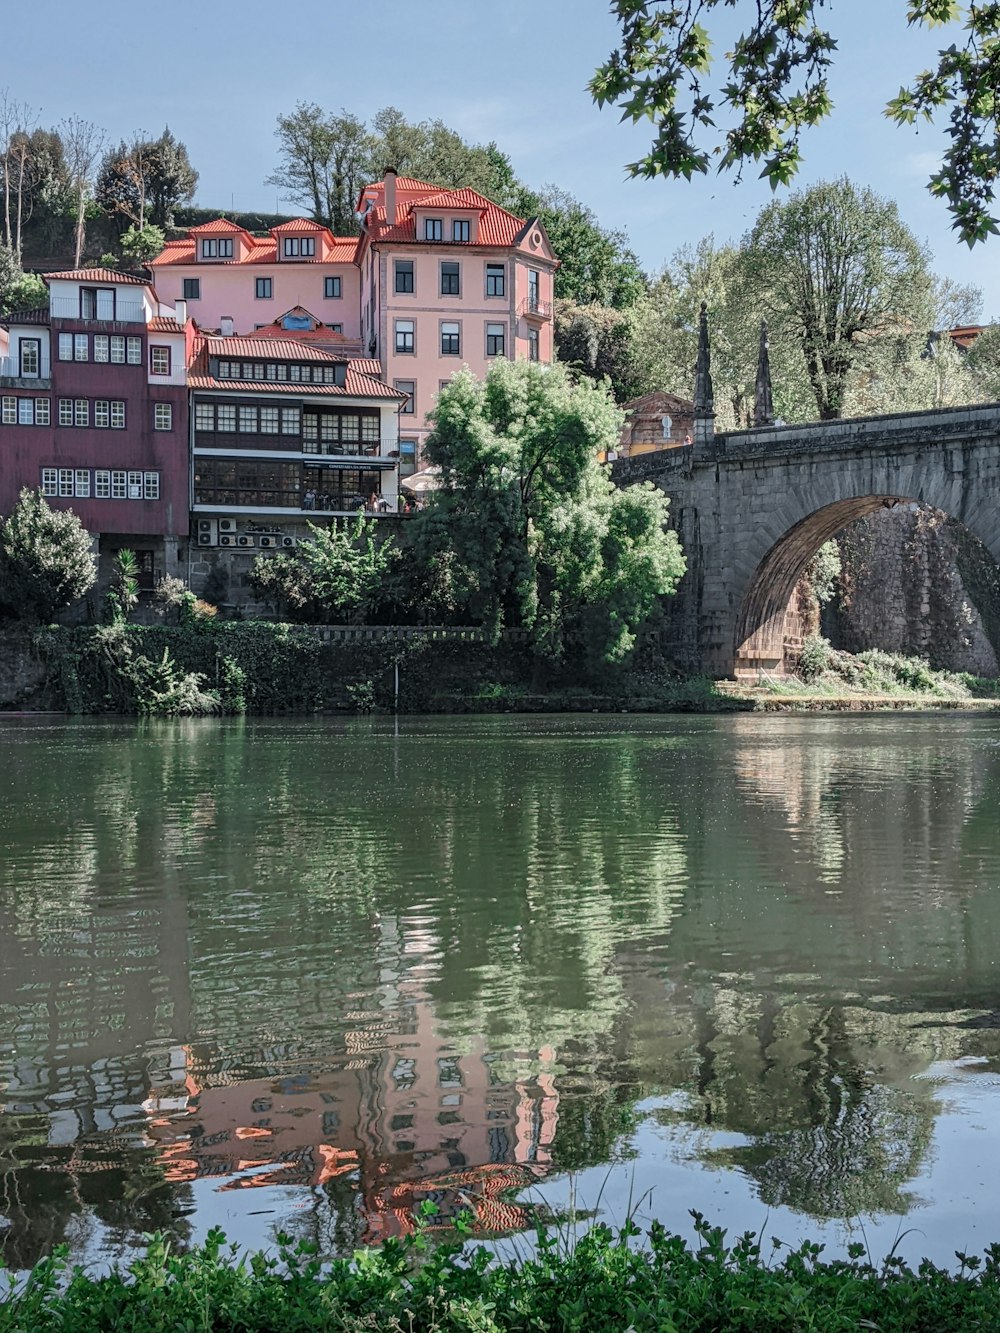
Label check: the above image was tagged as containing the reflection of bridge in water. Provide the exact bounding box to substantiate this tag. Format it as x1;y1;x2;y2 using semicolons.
613;310;1000;676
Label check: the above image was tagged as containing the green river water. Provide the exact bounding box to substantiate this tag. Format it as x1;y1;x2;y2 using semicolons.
1;713;999;1272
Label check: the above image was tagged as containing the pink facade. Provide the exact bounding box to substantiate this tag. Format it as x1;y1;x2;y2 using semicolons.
151;218;361;342
0;269;190;586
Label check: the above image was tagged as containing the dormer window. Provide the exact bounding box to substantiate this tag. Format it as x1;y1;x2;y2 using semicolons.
283;237;316;258
452;220;470;242
201;239;234;259
424;218;443;241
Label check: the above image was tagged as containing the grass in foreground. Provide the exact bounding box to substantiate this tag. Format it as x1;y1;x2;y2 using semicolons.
3;1215;1000;1332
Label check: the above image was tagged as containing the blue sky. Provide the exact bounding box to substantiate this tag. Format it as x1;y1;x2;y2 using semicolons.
8;0;997;317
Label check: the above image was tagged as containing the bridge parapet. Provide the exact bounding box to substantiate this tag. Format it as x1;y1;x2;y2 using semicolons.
718;401;1000;458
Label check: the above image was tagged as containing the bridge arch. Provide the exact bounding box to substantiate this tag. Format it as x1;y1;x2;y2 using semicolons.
732;472;1000;676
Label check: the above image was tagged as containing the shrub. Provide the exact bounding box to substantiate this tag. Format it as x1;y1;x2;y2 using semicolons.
798;633;832;681
0;489;96;623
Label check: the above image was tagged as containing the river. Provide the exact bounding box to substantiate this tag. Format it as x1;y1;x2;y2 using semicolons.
0;713;998;1272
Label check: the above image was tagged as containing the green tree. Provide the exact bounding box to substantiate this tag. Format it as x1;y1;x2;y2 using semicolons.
0;488;96;622
120;222;165;265
419;360;685;665
742;179;934;419
250;516;398;622
522;186;646;307
554;298;648;403
0;243;45;315
266;103;372;234
592;1;1000;245
144;128;198;227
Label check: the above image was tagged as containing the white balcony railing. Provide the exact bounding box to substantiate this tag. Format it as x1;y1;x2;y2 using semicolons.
0;354;52;381
49;295;146;324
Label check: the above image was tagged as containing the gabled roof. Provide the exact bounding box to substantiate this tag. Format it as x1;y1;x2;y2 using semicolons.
203;335;349;361
270;218;331;235
188;218;253;236
358;179;531;249
150;231;356;267
46;267;150;285
147;315;186;332
250;306;354;344
188;337;405;400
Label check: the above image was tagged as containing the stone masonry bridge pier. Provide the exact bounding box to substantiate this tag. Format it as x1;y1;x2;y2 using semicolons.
613;394;1000;679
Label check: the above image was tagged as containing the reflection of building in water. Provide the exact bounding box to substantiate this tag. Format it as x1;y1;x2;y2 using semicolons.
143;1037;559;1242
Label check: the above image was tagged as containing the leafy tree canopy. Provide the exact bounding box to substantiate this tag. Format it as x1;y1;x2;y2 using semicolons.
0;242;45;315
419;360;685;665
0;488;96;622
591;1;1000;245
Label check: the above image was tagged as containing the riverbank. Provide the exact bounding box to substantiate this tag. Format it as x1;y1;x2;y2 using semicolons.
3;624;1000;716
3;1222;999;1332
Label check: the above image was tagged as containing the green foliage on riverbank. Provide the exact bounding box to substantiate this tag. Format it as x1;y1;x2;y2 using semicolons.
4;1217;1000;1332
788;635;1000;701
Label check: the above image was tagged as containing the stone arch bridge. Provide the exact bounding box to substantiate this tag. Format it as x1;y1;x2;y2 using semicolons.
612;402;1000;678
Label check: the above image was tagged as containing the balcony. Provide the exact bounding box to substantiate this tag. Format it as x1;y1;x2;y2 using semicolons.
518;296;552;321
194;436;401;466
0;354;52;388
49;296;146;324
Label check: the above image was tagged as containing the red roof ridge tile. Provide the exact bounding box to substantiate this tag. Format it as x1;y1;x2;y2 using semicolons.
46;267;150;285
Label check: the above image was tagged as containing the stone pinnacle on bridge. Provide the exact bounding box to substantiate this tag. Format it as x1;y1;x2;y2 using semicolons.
693;301;715;448
754;319;775;428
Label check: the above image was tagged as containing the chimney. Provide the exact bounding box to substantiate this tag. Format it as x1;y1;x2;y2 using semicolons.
220;314;234;337
384;167;397;227
174;298;187;327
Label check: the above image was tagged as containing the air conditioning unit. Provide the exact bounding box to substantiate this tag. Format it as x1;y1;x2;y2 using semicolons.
218;534;237;547
258;535;276;549
237;535;256;548
280;535;297;549
219;518;237;534
196;518;218;546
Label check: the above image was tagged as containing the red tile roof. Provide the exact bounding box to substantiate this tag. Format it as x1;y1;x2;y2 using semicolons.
270;218;331;234
146;315;186;332
188;218;253;236
150;233;356;266
949;324;986;350
0;306;50;326
361;182;527;248
46;267;150;285
203;335;350;361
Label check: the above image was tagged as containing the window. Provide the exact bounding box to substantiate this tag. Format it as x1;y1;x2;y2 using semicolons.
35;397;49;425
74;399;89;427
260;407;279;434
95;400;110;428
195;402;214;431
110;401;125;429
255;277;272;299
75;469;91;498
394;260;414;293
440;261;460;296
528;327;540;362
217;404;236;432
183;278;200;300
486;263;505;297
59;468;74;497
1;397;13;423
324;275;342;298
58;333;74;361
94;334;109;362
395;319;415;353
143;472;160;500
150;345;171;375
74;334;88;362
18;398;32;424
201;238;233;258
424;218;443;241
58;399;73;426
41;468;58;496
127;337;142;365
110;336;126;364
528;269;540;310
395;380;415;414
128;470;143;499
111;470;127;499
239;406;258;433
328;323;343;333
281;407;300;434
441;322;460;356
283;236;316;257
486;322;506;357
19;339;40;377
154;403;173;431
95;470;110;499
452;219;470;242
80;287;114;319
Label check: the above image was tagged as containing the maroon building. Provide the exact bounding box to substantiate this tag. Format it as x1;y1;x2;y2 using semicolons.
0;269;189;591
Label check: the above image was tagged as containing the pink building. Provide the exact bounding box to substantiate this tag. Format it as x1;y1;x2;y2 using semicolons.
0;269;189;591
151;173;559;472
357;171;558;468
150;218;361;343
